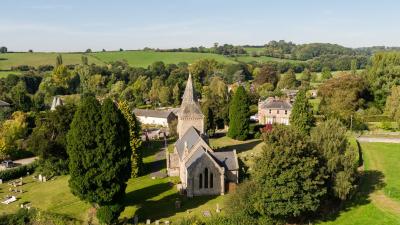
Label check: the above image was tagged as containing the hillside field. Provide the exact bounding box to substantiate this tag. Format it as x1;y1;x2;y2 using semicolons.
0;53;104;70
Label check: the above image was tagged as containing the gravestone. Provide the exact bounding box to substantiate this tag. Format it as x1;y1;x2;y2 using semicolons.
216;203;221;213
43;176;47;182
155;220;159;225
134;216;138;225
0;179;3;184
146;219;151;224
165;221;170;225
175;199;181;209
38;174;42;182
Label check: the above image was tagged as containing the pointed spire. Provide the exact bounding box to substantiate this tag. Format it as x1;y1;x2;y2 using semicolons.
182;73;197;104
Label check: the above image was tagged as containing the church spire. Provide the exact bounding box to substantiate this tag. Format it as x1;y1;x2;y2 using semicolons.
182;73;197;104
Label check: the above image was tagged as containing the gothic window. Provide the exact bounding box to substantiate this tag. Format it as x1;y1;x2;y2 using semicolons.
199;174;203;189
285;110;287;115
204;168;209;188
210;172;214;188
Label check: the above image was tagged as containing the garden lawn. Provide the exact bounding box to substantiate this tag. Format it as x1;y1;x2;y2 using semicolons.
0;53;104;70
318;142;400;224
91;51;236;67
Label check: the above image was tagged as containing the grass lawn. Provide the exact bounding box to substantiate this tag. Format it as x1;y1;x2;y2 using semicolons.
0;53;104;70
318;141;400;224
91;51;236;67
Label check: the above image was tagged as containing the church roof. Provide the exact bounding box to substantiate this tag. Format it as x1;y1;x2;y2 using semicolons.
175;126;202;159
178;73;203;117
211;151;239;171
133;109;175;119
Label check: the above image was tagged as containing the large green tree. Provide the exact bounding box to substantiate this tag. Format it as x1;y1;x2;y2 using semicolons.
385;85;400;125
253;125;326;222
67;96;131;208
310;119;358;200
118;100;143;178
228;86;250;140
290;89;315;134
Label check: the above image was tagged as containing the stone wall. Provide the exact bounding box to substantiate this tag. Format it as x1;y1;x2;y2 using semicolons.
178;117;204;138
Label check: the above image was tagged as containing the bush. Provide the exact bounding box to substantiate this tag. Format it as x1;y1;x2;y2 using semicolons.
36;158;69;177
0;162;37;181
37;64;54;72
96;203;124;225
11;65;35;71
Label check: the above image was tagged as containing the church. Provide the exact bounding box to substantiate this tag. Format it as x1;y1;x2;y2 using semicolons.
167;74;239;197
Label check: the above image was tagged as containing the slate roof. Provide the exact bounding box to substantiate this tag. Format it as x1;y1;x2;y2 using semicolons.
178;73;203;118
133;109;175;119
0;100;10;107
211;151;239;171
261;99;292;110
175;126;202;159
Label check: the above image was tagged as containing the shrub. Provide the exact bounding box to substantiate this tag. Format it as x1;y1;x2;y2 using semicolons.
37;64;54;72
0;162;37;181
96;203;124;225
0;208;79;225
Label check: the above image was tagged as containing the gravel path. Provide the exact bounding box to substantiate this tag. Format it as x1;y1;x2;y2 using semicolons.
357;137;400;143
150;138;168;179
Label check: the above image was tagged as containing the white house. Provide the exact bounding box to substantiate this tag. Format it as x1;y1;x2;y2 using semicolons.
133;109;177;127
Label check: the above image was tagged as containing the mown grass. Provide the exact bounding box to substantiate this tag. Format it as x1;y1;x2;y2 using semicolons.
318;141;400;224
91;51;237;67
0;53;104;70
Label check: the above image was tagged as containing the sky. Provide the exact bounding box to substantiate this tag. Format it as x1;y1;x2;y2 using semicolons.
1;0;400;52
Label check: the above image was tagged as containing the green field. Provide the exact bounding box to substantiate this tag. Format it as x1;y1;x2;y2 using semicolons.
0;53;104;70
236;55;301;64
243;47;265;54
319;142;400;225
91;51;237;67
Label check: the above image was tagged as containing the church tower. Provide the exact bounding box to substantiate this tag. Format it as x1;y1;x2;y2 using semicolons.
177;73;204;138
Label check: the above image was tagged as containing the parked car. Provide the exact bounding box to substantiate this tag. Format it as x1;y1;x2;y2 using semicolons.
1;160;14;168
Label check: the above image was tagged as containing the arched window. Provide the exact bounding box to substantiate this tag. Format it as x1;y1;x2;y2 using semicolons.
210;172;214;188
204;168;209;188
199;174;203;189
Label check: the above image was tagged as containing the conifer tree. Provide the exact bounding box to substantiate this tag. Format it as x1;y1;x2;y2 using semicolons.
118;100;143;178
290;89;315;134
228;86;250;140
67;96;131;206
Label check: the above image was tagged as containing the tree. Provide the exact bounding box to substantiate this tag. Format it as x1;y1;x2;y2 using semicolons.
202;103;215;137
228;86;250;140
118;100;143;178
351;59;357;75
301;68;312;81
277;69;297;89
253;63;279;86
149;78;163;105
318;73;371;123
67;96;131;209
10;81;32;111
321;67;332;80
0;46;7;53
253;125;326;222
385;85;400;126
81;55;88;65
85;49;92;53
172;83;181;106
0;111;28;160
56;54;63;67
290;89;315;134
27;105;76;175
159;86;172;106
310;119;357;200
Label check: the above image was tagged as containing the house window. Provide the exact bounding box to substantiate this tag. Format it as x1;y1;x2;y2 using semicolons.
204;168;209;188
269;109;271;114
210;173;214;188
277;110;279;114
199;174;203;189
285;110;287;115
